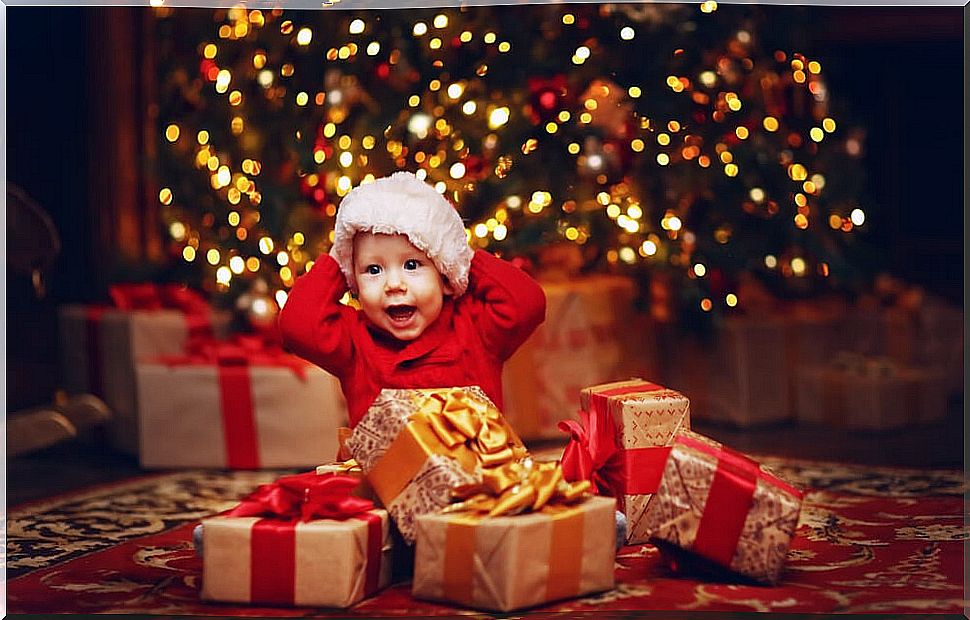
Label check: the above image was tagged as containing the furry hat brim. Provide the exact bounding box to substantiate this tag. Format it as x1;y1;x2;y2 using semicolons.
329;171;474;297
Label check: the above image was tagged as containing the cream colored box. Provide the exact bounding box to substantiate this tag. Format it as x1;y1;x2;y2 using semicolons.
136;359;347;468
201;511;391;607
58;305;230;454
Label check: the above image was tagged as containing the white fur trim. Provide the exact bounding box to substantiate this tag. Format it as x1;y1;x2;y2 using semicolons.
329;171;474;297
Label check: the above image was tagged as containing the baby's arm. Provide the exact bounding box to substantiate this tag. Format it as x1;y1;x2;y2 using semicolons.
466;249;546;361
278;253;356;378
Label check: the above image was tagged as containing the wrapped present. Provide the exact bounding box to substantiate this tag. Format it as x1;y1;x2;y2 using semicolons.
843;290;963;398
413;456;612;612
661;307;843;427
345;386;528;543
641;430;803;584
58;283;231;454
136;336;347;468
794;353;948;429
201;472;392;608
560;378;690;544
502;275;656;440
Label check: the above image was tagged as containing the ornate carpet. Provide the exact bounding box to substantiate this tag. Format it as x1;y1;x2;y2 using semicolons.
7;456;969;616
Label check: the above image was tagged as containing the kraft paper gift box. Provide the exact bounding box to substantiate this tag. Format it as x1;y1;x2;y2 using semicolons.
794;353;948;429
200;473;392;608
412;495;616;612
641;429;803;584
502;275;655;440
136;339;347;468
59;283;231;454
345;386;528;544
560;378;690;545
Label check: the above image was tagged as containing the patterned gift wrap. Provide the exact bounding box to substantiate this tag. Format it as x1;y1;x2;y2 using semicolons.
641;429;803;584
412;496;616;612
561;378;690;544
345;386;528;543
200;474;392;608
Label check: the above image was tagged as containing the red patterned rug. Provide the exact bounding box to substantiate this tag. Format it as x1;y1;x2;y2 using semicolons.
7;456;968;616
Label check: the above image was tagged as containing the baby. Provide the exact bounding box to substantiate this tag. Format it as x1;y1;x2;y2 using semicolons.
279;171;546;427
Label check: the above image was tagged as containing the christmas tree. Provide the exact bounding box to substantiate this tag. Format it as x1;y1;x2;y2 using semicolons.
153;2;869;326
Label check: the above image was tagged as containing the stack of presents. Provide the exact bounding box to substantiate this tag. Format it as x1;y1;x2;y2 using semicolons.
56;274;959;611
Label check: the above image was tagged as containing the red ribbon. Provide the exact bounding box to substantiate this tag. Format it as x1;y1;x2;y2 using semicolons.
84;306;109;397
227;473;382;604
155;336;310;469
559;381;669;508
109;282;213;341
678;433;802;567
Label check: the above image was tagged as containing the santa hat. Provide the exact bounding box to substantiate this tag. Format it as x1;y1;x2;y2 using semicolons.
329;171;474;297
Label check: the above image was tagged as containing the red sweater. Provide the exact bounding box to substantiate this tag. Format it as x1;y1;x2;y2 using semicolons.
278;249;546;426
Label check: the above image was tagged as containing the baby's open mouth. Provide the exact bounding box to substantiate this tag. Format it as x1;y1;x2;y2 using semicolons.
385;305;416;324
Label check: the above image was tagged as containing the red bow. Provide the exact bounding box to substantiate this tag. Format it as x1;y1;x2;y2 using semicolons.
558;409;626;500
109;283;210;315
227;472;374;522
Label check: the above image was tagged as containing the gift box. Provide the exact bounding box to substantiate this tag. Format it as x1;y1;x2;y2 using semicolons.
502;275;656;440
794;353;948;429
136;337;347;469
345;386;528;543
58;283;231;454
560;378;690;544
641;429;803;584
201;473;392;608
413;495;616;612
661;308;843;427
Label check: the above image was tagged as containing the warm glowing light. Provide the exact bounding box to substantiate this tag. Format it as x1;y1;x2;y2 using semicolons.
447;82;464;99
182;246;196;262
788;163;808;181
642;240;657;256
765;254;777;268
575;46;591;60
159;188;173;205
229;256;245;274
206;248;221;265
700;298;713;311
165;124;180;142
349;18;365;34
488;106;510;129
413;22;427;36
693;263;707;277
296;28;313;46
850;208;865;226
809;127;824;142
822;118;837;133
791;257;807;276
449;162;466;179
763;116;779;132
735;126;749;140
216;266;232;285
620;26;635;40
258;236;275;254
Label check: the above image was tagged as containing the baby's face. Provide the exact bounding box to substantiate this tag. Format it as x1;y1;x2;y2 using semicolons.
353;232;454;341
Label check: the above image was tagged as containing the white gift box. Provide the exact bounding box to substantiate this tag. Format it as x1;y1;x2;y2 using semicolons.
58;304;231;454
136;352;347;469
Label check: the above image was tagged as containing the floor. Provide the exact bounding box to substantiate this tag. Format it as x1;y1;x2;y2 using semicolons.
7;396;963;508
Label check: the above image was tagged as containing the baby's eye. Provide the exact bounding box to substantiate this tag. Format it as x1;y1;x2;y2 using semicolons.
365;264;382;275
403;259;420;270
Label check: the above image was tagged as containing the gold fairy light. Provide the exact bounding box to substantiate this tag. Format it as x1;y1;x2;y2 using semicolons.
620;26;635;41
182;246;196;262
159;188;173;205
763;116;779;132
850;208;865;226
790;257;807;276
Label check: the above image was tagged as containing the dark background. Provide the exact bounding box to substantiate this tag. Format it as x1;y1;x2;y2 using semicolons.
6;6;964;413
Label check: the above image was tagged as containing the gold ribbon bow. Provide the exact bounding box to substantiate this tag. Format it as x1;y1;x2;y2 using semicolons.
443;458;592;517
417;389;525;468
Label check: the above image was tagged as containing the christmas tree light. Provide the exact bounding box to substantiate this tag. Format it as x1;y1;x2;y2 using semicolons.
153;3;868;324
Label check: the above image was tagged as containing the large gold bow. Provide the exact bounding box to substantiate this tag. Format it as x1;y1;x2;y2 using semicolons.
443;458;592;517
417;388;526;468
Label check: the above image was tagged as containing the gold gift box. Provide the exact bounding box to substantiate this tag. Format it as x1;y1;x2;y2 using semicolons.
412;496;616;612
345;386;527;543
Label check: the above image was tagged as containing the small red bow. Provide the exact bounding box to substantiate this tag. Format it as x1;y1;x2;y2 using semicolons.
227;472;374;522
109;283;210;316
559;409;627;502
